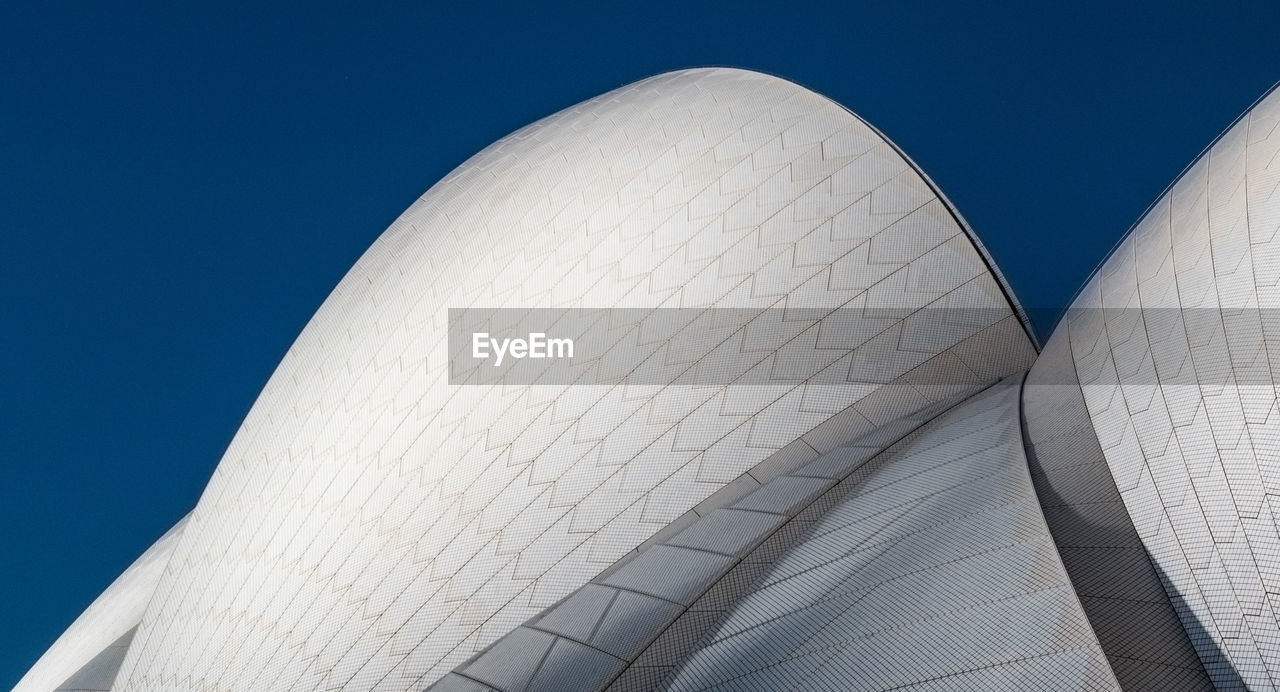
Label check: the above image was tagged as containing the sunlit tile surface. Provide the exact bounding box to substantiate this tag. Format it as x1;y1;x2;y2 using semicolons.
44;64;1280;692
664;382;1118;691
87;68;1036;691
1046;86;1280;690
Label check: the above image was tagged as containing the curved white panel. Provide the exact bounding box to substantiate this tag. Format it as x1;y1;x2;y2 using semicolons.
668;382;1118;691
1053;84;1280;689
432;387;978;692
16;517;186;692
111;68;1035;690
1023;331;1215;690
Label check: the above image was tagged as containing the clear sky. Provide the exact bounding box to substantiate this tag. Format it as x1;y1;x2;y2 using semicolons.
4;1;1280;687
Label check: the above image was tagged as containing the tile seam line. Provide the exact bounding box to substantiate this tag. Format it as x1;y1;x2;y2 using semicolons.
527;383;998;690
1057;76;1280;330
1065;307;1232;687
634;65;1041;350
1013;369;1123;690
579;381;1005;691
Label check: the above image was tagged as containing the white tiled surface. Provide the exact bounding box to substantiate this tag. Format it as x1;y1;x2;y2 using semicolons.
666;383;1120;691
1023;330;1216;691
53;628;136;692
435;390;974;692
92;68;1034;690
14;517;186;692
1061;85;1280;689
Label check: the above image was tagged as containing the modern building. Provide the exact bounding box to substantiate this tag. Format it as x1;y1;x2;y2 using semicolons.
17;67;1280;690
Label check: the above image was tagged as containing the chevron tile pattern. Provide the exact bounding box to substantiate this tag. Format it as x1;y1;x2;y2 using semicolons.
1061;85;1280;690
100;68;1035;690
1023;333;1215;690
31;63;1280;692
429;387;975;692
664;382;1119;691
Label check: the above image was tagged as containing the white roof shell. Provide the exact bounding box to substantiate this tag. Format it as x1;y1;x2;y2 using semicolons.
104;68;1035;690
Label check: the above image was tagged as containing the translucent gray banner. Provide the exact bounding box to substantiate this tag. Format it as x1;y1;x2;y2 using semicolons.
448;307;1280;387
448;306;1014;386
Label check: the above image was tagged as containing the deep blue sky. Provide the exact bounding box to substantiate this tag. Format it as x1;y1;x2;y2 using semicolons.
3;2;1280;687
